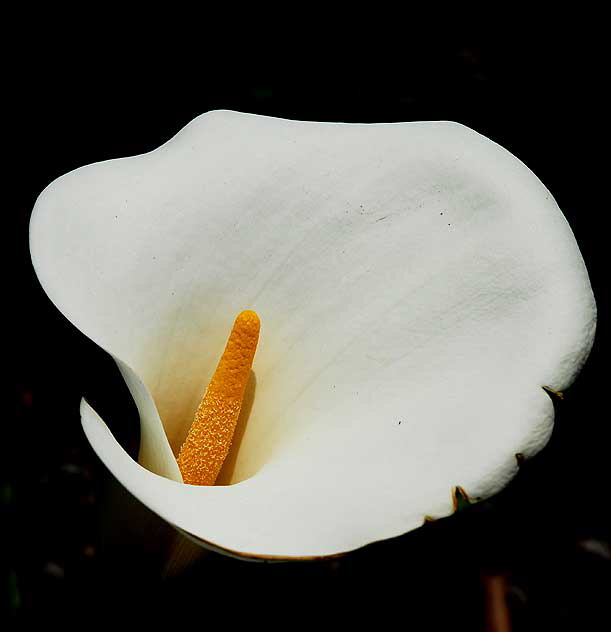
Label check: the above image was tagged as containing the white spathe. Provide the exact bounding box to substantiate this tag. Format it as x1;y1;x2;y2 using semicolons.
30;110;596;559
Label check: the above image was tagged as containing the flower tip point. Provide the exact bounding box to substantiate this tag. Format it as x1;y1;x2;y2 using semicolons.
236;309;260;331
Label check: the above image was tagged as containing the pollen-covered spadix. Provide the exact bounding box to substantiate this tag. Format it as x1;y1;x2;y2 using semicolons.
30;111;596;559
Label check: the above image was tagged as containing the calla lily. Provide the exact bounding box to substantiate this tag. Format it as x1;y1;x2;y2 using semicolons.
29;110;596;560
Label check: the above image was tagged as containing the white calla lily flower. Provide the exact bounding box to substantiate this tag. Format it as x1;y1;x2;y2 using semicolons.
29;110;596;560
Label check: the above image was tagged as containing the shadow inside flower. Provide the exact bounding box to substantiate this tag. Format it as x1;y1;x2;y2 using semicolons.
216;371;257;485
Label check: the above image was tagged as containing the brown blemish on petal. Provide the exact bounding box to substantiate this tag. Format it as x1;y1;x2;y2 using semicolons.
423;515;436;524
452;485;472;512
515;452;525;467
542;385;564;400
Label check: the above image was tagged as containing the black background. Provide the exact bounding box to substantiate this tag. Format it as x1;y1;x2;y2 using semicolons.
6;41;609;628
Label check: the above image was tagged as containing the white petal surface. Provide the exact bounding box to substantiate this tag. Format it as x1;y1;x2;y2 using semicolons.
31;111;595;558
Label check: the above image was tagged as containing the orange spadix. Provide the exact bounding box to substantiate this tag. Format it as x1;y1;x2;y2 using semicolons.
177;310;260;485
